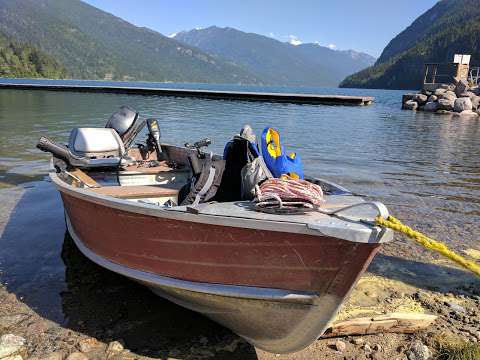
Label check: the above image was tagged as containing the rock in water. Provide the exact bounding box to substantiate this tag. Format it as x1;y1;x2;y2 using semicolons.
428;95;437;102
455;79;469;96
457;110;479;118
403;100;418;110
407;340;432;360
436;109;454;115
414;94;428;105
424;102;438;112
471;96;480;110
440;91;457;101
402;93;417;103
434;88;446;96
454;97;472;112
437;98;455;111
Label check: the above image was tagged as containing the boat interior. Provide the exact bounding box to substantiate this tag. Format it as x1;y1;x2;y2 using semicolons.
41;106;389;233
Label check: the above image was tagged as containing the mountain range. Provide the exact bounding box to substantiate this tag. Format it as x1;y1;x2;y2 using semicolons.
340;0;480;90
0;0;375;86
174;26;375;87
0;0;261;84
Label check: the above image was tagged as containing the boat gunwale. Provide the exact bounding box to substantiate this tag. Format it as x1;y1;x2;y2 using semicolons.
50;165;392;244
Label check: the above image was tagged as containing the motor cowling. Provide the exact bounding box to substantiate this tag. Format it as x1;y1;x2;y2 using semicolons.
68;128;125;158
105;106;138;138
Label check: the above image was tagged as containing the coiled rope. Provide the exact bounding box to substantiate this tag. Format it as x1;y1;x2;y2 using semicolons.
375;215;480;277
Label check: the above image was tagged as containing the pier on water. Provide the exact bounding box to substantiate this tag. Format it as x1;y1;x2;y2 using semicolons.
0;81;374;106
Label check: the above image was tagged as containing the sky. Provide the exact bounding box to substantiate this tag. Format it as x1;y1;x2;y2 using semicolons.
83;0;438;57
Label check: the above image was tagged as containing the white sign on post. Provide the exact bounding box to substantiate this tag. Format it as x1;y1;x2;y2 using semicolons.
454;54;471;65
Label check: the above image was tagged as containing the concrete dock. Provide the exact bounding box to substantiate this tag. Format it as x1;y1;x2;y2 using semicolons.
0;82;374;106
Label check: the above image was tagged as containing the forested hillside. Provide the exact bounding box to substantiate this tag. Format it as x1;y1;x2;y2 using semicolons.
0;33;65;78
340;0;480;90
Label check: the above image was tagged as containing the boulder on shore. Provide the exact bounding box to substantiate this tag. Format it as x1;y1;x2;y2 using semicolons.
428;95;438;102
402;100;418;110
454;97;472;112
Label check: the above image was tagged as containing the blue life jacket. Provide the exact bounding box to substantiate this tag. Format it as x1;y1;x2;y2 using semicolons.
261;127;304;179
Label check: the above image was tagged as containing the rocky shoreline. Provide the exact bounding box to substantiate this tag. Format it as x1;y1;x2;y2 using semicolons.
402;78;480;118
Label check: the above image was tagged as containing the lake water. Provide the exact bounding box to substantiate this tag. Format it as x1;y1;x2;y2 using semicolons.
0;79;479;323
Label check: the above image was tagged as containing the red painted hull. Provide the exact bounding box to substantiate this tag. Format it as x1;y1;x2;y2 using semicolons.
61;193;379;296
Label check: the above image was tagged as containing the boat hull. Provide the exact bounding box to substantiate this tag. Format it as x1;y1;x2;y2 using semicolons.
66;214;373;353
55;175;385;353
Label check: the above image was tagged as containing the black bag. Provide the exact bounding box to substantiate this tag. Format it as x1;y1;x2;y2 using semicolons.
180;155;225;206
214;136;252;202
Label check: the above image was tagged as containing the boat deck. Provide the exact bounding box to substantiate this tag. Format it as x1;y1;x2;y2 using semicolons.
165;196;385;243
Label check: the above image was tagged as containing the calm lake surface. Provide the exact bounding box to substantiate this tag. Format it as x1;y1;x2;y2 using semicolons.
0;79;479;322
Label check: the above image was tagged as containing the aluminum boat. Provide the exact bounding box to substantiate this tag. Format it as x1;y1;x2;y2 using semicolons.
38;106;393;353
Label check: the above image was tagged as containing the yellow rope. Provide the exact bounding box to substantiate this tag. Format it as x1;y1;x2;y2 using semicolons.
375;215;480;277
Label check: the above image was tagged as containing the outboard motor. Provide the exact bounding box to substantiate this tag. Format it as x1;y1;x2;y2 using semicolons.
105;106;144;148
37;128;135;169
37;106;149;169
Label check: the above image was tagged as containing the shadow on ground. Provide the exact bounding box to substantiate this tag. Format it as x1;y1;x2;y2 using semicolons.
60;232;257;359
369;253;480;296
0;182;256;359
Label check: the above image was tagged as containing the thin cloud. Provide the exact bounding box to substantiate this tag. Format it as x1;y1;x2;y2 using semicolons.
288;35;302;46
